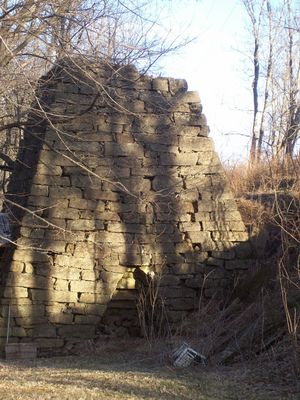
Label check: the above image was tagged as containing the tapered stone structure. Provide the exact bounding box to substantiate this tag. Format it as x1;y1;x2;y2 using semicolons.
0;60;252;351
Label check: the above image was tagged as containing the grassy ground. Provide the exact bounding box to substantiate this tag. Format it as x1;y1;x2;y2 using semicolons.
0;339;298;400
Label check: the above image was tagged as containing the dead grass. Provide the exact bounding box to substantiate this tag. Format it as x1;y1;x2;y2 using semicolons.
223;157;300;381
0;339;298;400
224;157;300;199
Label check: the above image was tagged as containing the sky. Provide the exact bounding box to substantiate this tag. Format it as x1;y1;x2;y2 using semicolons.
156;0;254;162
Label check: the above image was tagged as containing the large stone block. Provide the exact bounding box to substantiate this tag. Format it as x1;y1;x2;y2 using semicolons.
32;175;70;186
10;262;25;273
81;271;99;281
9;305;45;318
79;293;111;304
34;338;64;348
107;222;144;234
84;188;120;201
28;183;48;197
30;289;78;303
152;175;182;192
3;287;28;298
49;186;82;199
6;273;49;289
74;315;101;324
152;78;169;91
85;304;107;316
104;142;143;157
69;198;104;210
69;280;94;293
178;137;214;152
47;313;73;324
47;207;79;220
39;149;64;165
160;153;198;166
58;325;95;338
35;164;62;176
67;219;100;231
70;175;99;188
32;325;57;338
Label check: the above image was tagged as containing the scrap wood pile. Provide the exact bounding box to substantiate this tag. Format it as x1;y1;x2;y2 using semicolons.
181;267;300;367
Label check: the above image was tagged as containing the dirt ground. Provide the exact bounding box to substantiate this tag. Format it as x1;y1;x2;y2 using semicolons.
0;338;299;400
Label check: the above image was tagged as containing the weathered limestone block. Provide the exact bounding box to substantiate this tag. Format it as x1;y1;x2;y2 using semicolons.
178;136;214;152
11;327;28;337
69;198;103;211
9;305;45;318
32;175;70;186
32;325;57;338
53;140;102;153
100;271;123;285
104;142;143;157
84;188;120;201
30;289;78;303
81;271;100;281
70;175;99;188
74;315;101;324
67;219;102;231
212;231;248;242
47;208;79;220
117;276;136;289
172;264;199;275
3;286;28;298
53;279;69;292
152;78;169;92
152;175;183;192
15;316;48;327
49;186;82;199
168;78;188;94
212;250;235;260
35;164;62;176
6;273;49;289
30;184;49;197
58;325;96;338
94;166;131;178
39;149;75;166
79;293;111;304
85;304;107;316
70;280;109;294
27;197;69;209
160;153;198;166
35;338;65;348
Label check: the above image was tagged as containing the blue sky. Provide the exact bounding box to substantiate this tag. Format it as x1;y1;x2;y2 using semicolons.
156;0;253;162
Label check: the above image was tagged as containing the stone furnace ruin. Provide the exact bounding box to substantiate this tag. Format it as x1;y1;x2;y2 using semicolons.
0;60;252;352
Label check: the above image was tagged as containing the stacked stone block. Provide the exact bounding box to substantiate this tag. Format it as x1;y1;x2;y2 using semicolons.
0;60;252;350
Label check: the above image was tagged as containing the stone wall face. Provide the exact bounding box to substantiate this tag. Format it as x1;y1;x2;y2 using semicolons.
0;61;252;350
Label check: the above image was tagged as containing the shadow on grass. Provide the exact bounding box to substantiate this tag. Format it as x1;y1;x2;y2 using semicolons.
0;356;236;400
1;354;297;400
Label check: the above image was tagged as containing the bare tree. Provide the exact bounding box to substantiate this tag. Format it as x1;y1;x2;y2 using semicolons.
242;0;266;163
242;0;300;163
